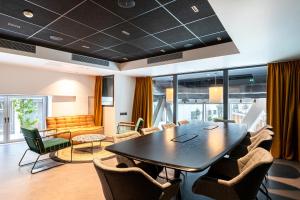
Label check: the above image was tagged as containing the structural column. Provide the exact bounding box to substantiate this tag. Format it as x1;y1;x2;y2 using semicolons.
223;69;229;120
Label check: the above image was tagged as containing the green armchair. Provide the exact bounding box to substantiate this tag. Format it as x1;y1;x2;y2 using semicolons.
117;117;144;134
19;127;72;174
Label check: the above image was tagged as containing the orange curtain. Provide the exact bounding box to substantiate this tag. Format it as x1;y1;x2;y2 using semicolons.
267;61;300;161
132;77;153;128
94;76;103;126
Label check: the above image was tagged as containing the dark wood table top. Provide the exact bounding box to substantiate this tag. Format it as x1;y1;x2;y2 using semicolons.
106;122;247;172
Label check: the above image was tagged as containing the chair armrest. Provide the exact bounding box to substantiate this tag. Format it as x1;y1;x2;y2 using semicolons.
192;176;237;199
39;128;57;132
99;154;116;161
208;158;239;179
118;122;134;125
118;124;136;128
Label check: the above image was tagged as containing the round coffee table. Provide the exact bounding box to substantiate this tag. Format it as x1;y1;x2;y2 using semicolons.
71;134;106;155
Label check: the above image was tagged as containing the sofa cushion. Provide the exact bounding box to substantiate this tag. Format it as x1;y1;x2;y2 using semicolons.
46;115;95;129
46;115;104;140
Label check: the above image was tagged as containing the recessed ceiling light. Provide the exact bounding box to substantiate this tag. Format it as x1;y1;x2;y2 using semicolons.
217;37;222;41
118;0;135;8
121;30;130;36
7;22;21;29
160;49;166;53
50;35;63;41
122;57;128;60
191;5;199;13
23;9;34;18
184;43;193;48
81;45;90;49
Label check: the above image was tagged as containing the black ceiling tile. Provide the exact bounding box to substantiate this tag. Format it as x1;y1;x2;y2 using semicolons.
129;35;166;50
95;49;125;59
48;17;96;39
0;0;59;26
66;40;103;53
154;26;194;44
201;31;232;46
186;16;225;37
0;14;41;36
130;8;180;34
0;0;231;62
84;32;122;48
26;0;84;14
148;45;174;54
103;22;147;42
165;0;215;24
157;0;175;4
171;38;204;49
110;43;146;55
66;1;123;31
92;0;159;20
30;36;61;47
33;28;75;46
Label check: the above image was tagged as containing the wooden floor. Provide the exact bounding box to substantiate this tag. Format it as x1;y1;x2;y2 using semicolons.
0;142;299;200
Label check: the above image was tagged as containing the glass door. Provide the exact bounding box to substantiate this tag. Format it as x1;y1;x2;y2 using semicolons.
0;97;7;143
0;95;47;143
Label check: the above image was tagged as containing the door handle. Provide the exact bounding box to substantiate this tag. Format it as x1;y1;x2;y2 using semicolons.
7;117;9;123
4;117;6;123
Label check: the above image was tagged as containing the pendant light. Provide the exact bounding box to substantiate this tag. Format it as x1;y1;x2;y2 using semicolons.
209;73;223;103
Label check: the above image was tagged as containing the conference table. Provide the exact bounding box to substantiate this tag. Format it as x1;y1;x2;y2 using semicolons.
106;122;248;198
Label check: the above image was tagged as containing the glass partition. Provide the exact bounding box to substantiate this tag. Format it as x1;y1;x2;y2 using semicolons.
151;66;267;130
152;76;173;128
177;71;224;122
228;66;267;132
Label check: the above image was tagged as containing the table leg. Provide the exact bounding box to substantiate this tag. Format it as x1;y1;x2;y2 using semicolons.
91;142;94;155
174;169;182;200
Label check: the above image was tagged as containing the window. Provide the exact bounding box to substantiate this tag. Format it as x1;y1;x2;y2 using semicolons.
151;66;267;131
152;76;173;128
177;71;223;122
0;96;47;143
228;66;267;132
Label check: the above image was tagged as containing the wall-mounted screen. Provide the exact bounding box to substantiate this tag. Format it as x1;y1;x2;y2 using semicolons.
102;75;114;106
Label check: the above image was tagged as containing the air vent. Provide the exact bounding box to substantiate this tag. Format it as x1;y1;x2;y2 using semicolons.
0;38;36;53
72;54;109;66
147;52;183;64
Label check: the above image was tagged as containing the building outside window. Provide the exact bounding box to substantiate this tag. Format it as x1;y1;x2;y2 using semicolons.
177;71;224;123
228;66;267;132
152;66;267;132
152;76;173;128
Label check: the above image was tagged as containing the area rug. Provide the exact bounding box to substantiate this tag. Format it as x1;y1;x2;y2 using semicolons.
52;141;115;163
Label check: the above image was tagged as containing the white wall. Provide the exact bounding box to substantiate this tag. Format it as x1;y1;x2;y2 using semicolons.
0;64;95;116
103;74;136;136
0;64;136;137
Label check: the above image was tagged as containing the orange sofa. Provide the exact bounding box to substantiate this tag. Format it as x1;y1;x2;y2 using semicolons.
46;115;104;139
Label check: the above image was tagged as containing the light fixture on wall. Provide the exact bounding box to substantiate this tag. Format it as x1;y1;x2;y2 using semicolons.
166;88;173;103
118;0;135;8
209;73;223;103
